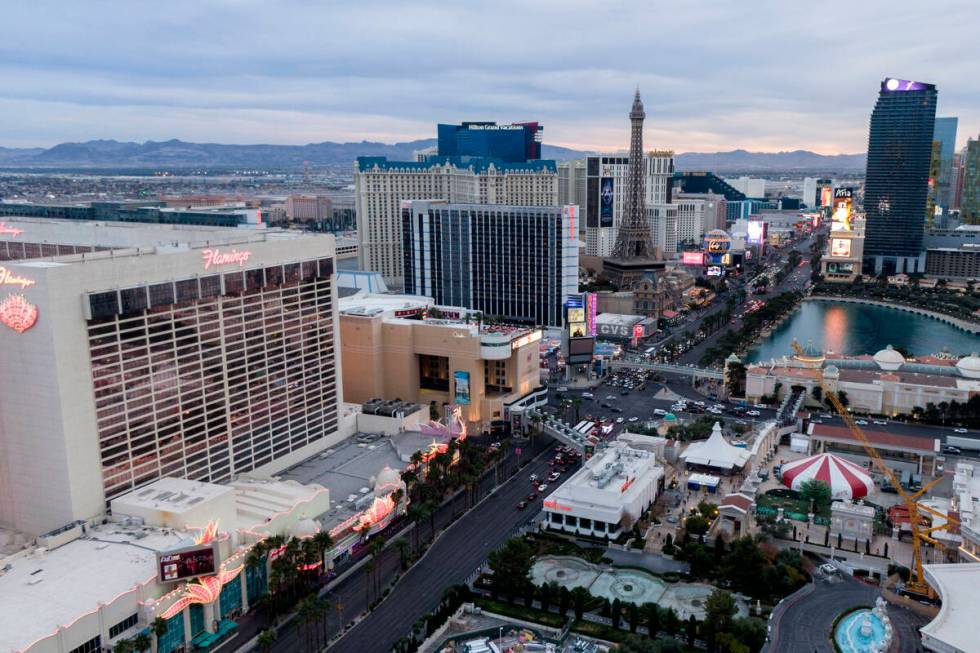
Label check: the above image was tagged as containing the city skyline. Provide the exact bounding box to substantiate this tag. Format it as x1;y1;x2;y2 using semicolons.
2;1;978;152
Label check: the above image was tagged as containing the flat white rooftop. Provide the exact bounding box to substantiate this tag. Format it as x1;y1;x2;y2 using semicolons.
921;563;980;653
0;525;188;653
114;477;234;515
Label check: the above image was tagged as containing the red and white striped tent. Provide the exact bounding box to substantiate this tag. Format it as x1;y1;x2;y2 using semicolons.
780;453;875;500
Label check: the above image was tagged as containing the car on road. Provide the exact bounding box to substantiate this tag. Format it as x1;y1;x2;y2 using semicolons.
516;501;528;510
528;492;539;501
615;417;625;424
537;484;548;492
653;408;667;416
811;419;823;424
954;428;969;434
611;407;624;413
753;403;766;409
820;563;837;575
548;472;560;482
855;420;868;425
746;410;761;416
556;386;568;392
582;392;594;399
943;445;963;455
820;413;834;419
628;416;639;422
606;395;618;401
529;474;538;482
873;420;887;425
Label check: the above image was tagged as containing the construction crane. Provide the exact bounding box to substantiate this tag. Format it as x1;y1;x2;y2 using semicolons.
790;340;957;597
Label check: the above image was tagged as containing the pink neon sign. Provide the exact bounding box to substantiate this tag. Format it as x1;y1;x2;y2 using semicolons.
0;293;38;333
201;248;252;270
0;223;23;238
0;266;35;289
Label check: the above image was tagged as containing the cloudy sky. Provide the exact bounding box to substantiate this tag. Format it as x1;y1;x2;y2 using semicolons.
2;0;976;153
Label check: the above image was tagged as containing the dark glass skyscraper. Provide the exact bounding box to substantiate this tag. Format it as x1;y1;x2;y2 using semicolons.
863;78;937;274
437;122;542;162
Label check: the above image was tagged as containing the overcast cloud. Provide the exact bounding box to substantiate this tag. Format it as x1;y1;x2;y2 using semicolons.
1;0;977;153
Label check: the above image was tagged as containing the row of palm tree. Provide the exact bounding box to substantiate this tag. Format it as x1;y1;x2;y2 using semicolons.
245;530;334;616
112;617;168;653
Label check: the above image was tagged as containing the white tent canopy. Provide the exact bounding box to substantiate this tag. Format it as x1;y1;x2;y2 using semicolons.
680;422;751;470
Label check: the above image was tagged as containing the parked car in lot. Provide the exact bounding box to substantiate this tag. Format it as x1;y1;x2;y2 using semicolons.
628;416;639;422
653;408;667;416
556;386;568;392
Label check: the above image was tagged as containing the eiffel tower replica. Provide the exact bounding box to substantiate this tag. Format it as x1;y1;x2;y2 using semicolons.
603;89;663;289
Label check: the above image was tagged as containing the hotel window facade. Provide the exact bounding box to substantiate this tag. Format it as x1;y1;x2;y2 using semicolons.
86;257;338;500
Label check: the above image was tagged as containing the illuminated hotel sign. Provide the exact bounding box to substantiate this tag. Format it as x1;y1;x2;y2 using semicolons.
0;294;38;333
201;248;252;270
0;266;36;289
0;222;24;238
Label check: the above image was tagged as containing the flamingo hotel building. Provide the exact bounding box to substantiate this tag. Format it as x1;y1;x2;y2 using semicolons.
0;217;344;539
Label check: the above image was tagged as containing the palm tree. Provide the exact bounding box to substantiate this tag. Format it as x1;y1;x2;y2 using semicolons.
256;628;278;653
315;597;331;647
370;536;386;598
364;559;376;605
150;617;168;653
395;538;411;570
298;597;316;653
113;640;133;653
131;634;151;653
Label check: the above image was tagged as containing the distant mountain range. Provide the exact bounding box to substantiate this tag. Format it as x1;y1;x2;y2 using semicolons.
0;139;865;172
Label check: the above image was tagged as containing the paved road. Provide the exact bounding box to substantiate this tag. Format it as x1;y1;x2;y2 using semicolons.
326;446;564;653
765;571;927;653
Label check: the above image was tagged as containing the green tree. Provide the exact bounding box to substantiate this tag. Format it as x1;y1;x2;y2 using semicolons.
113;640;133;653
799;478;833;512
684;515;710;535
705;589;737;634
487;537;534;603
150;617;168;649
611;598;622;629
256;629;278;653
571;586;591;620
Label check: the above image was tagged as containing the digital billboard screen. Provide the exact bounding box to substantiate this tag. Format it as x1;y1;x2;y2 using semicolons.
158;543;218;583
831;188;853;231
568;336;595;364
453;371;471;405
599;178;614;227
830;238;851;258
820;186;833;208
569;322;587;337
566;307;585;324
706;266;723;277
826;262;854;274
681;252;704;265
746;220;766;244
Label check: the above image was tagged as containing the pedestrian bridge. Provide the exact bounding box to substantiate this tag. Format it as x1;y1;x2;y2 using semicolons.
608;359;724;380
527;409;590;453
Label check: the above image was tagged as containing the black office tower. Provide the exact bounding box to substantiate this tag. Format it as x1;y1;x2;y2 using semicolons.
863;78;937;274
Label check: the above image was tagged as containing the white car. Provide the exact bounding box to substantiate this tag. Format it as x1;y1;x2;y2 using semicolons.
653;408;667;416
556;386;568;392
753;403;766;409
628;417;639;422
746;410;761;417
537;484;549;492
616;417;625;424
582;393;594;400
855;420;868;425
873;420;887;425
954;428;968;434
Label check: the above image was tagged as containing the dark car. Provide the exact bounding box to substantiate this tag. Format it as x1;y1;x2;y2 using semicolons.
528;492;539;501
516;501;528;510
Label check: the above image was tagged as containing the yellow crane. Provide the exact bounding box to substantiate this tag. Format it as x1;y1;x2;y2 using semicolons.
790;340;957;596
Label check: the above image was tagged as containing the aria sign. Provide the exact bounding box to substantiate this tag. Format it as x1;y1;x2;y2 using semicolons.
201;248;252;270
0;266;36;289
0;223;24;238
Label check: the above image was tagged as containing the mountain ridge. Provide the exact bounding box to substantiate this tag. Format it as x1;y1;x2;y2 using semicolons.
0;139;866;171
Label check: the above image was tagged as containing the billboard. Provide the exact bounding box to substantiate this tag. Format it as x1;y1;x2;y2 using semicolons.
453;371;471;405
631;324;644;340
706;266;723;277
585;292;598;337
831;188;853;231
746;220;766;245
566;307;585;324
567;336;595;365
830;238;852;258
826;262;855;274
158;543;219;583
599;177;614;227
681;251;705;266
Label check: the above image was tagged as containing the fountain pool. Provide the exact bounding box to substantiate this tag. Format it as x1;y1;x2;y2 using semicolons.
834;608;888;653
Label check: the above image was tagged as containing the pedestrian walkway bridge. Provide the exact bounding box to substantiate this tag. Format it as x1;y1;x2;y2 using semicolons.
608;359;724;380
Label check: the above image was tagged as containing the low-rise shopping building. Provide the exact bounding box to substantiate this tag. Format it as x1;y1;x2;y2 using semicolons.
542;441;664;540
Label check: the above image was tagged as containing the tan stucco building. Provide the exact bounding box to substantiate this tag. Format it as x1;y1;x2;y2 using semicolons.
339;291;544;431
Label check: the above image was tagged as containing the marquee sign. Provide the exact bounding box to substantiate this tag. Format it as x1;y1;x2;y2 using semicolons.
0;223;23;238
0;294;38;333
201;248;251;270
0;266;35;289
